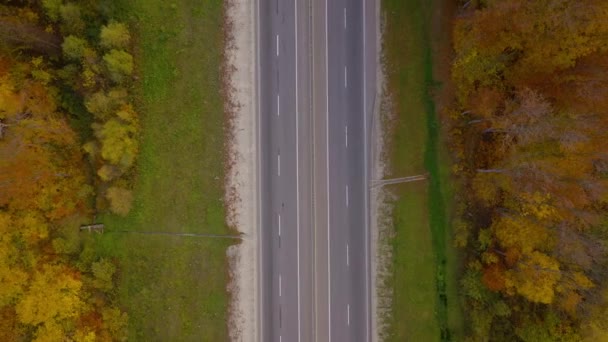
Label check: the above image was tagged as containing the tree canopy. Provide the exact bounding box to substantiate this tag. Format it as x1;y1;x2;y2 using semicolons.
450;0;608;340
0;1;137;339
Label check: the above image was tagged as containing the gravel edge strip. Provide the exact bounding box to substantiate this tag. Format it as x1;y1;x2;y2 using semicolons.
226;0;258;340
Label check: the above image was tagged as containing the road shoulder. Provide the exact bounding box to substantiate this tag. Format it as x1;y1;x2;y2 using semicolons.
226;0;258;340
371;0;390;340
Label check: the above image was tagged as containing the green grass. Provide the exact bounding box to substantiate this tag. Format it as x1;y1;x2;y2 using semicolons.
86;0;234;340
382;0;463;340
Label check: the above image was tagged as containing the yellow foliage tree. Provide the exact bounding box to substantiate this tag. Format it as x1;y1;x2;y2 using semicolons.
0;212;28;307
33;321;66;342
504;251;561;304
96;118;138;169
493;215;550;254
16;264;85;326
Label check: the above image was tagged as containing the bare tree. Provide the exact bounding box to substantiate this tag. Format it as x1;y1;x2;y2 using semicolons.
0;16;61;56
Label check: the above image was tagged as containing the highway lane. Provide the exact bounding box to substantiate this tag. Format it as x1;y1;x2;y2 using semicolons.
326;0;369;341
258;0;314;341
258;0;375;340
311;0;374;340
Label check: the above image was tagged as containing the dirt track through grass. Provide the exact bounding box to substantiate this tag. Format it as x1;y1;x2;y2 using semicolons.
90;0;234;340
382;0;462;340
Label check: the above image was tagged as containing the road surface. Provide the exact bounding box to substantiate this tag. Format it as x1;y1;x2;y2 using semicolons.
257;0;376;341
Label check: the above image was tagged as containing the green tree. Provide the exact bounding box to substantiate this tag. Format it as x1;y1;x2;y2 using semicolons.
61;35;88;61
41;0;62;22
85;91;114;119
0;212;28;307
100;22;131;49
59;3;85;35
84;88;128;119
91;258;116;291
101;307;128;340
103;50;133;83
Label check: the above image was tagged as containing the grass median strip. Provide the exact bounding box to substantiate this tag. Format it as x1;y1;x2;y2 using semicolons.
86;0;234;340
382;0;462;340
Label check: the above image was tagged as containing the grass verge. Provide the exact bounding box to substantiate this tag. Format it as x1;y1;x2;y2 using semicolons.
382;0;463;340
84;0;235;340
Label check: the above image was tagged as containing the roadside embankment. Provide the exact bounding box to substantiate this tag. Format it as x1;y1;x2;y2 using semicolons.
377;0;463;340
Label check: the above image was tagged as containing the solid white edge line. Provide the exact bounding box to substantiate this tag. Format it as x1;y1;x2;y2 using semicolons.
295;0;302;341
255;0;263;339
325;0;332;340
311;2;319;341
363;0;371;340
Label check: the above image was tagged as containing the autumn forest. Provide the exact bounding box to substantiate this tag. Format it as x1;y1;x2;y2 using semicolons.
449;0;608;340
0;0;134;340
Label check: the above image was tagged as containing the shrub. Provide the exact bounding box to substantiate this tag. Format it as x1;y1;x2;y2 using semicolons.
97;164;120;182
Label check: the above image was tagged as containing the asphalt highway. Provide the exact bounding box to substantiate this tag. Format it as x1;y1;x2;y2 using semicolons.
257;0;376;341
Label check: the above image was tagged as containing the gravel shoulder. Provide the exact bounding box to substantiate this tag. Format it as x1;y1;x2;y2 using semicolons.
225;0;258;340
371;0;390;340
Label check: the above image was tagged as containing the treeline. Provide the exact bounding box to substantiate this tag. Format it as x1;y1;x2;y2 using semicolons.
45;0;139;214
0;1;138;340
448;0;608;340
